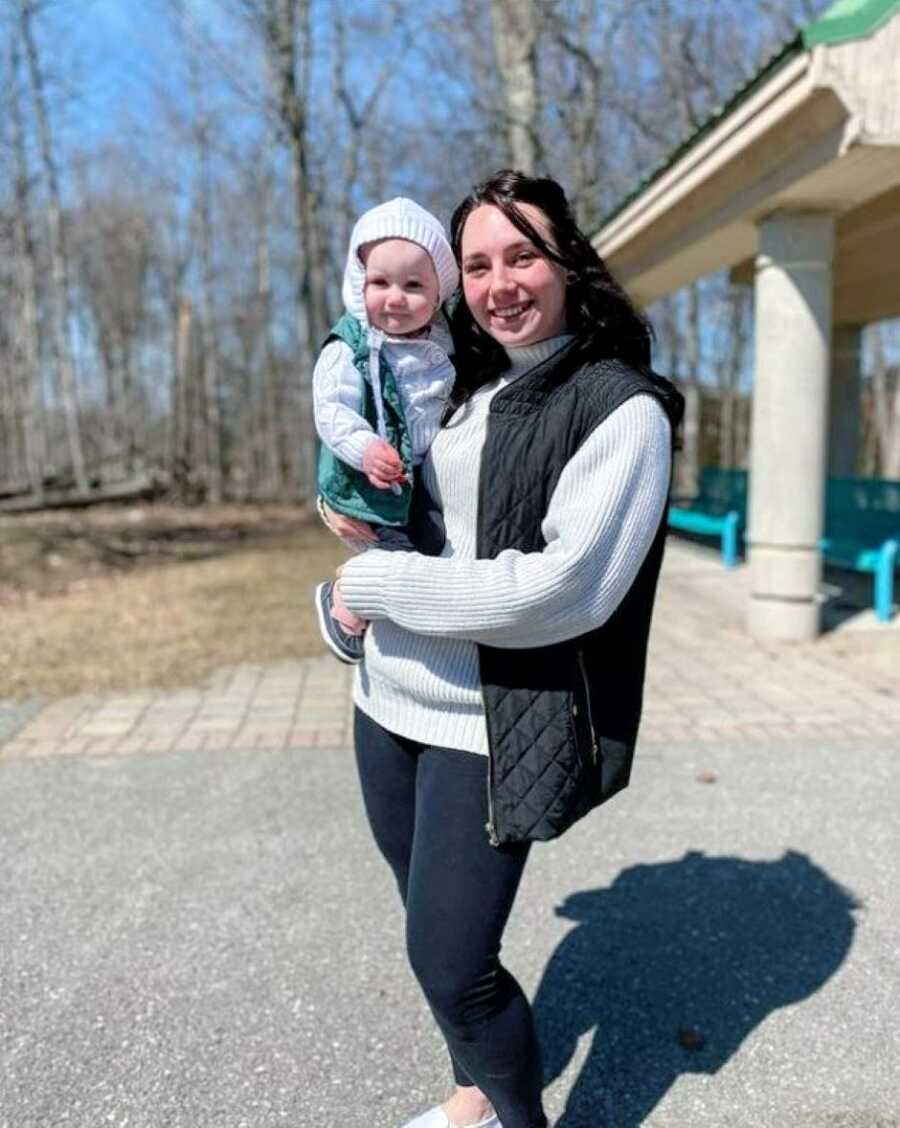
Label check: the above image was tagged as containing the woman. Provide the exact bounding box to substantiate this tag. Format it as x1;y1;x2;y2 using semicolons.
324;170;684;1128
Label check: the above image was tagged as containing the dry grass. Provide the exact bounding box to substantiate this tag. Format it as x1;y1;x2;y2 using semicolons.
0;509;347;699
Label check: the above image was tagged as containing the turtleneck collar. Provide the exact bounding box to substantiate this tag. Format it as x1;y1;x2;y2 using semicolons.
504;333;576;379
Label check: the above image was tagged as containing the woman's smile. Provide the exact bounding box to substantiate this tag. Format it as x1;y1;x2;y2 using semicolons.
489;300;532;320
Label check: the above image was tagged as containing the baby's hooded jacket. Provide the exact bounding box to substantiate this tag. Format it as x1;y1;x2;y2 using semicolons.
314;198;458;526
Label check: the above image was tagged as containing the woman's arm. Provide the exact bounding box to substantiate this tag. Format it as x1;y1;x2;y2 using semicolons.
338;394;672;648
316;496;378;546
313;340;376;470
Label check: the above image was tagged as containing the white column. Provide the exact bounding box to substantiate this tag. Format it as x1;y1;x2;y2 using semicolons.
747;212;834;641
828;323;863;477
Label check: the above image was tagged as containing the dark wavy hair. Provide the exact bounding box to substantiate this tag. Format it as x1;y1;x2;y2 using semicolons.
448;169;653;405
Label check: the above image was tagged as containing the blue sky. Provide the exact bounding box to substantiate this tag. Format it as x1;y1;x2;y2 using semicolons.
52;0;410;149
29;0;895;383
48;0;239;151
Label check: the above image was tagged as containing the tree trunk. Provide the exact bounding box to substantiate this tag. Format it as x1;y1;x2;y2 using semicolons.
18;0;88;492
491;0;541;172
189;47;223;502
0;363;21;486
122;345;142;473
255;153;284;498
97;326;127;478
676;283;702;495
719;287;748;469
266;0;331;503
8;32;46;497
171;296;194;486
870;324;900;477
191;334;208;495
330;5;398;260
549;0;607;229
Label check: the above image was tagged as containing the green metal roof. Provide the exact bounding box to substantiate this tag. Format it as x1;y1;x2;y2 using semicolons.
803;0;900;45
595;0;900;236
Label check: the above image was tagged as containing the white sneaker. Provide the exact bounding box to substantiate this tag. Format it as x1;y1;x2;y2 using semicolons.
400;1107;501;1128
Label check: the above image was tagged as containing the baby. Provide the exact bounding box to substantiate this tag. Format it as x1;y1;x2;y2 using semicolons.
313;197;458;664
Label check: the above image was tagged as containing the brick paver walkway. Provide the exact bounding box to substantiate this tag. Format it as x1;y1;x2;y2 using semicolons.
1;541;896;761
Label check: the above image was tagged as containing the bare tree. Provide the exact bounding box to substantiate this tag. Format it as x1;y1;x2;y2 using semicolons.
870;323;900;477
491;0;541;172
674;283;702;494
718;287;750;469
330;4;399;256
72;191;155;478
17;0;87;491
0;0;862;507
172;294;194;484
149;192;195;493
5;30;46;495
230;0;332;502
224;139;285;499
253;143;285;499
189;42;224;502
260;0;331;350
541;0;610;228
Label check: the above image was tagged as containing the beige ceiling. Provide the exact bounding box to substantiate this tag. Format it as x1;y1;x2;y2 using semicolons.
728;183;900;324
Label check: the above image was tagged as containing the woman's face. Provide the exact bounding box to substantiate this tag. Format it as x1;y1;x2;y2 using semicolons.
460;203;568;348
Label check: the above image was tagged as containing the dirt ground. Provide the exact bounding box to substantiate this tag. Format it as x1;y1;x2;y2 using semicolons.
0;503;347;699
3;503;895;701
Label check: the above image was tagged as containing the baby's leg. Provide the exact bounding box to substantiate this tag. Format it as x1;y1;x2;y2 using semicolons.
371;524;417;552
314;577;365;665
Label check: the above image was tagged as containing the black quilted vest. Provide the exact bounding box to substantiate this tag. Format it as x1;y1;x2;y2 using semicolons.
476;342;683;846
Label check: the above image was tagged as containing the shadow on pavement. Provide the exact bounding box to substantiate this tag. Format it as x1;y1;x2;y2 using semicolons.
534;850;859;1127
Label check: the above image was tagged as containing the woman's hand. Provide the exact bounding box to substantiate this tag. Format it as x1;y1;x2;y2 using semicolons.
362;438;406;490
317;498;378;548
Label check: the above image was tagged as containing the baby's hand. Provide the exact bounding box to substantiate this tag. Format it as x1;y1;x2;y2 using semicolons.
362;438;406;490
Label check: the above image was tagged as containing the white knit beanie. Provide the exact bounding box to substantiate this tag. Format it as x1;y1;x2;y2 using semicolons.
341;197;459;326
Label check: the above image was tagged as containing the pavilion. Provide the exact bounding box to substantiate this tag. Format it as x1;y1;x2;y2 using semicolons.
592;0;900;640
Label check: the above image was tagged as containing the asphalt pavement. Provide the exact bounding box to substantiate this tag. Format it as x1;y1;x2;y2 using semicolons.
2;731;899;1128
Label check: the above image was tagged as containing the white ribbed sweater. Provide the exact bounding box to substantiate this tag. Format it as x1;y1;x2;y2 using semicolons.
339;336;672;756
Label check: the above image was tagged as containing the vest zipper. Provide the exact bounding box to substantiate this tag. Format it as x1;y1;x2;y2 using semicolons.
476;401;499;848
576;649;599;766
480;686;500;846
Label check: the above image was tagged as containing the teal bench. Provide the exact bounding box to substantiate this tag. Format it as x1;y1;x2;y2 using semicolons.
820;476;900;623
668;468;747;568
668;469;900;621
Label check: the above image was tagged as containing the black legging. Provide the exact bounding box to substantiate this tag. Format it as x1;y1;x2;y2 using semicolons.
353;709;548;1128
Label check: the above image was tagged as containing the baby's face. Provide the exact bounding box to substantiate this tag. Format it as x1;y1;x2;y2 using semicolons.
361;238;440;335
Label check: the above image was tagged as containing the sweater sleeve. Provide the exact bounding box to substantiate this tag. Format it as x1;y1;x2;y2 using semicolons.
312;340;378;471
338;394;672;648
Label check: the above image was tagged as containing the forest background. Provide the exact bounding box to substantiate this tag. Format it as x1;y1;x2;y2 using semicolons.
1;0;899;512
